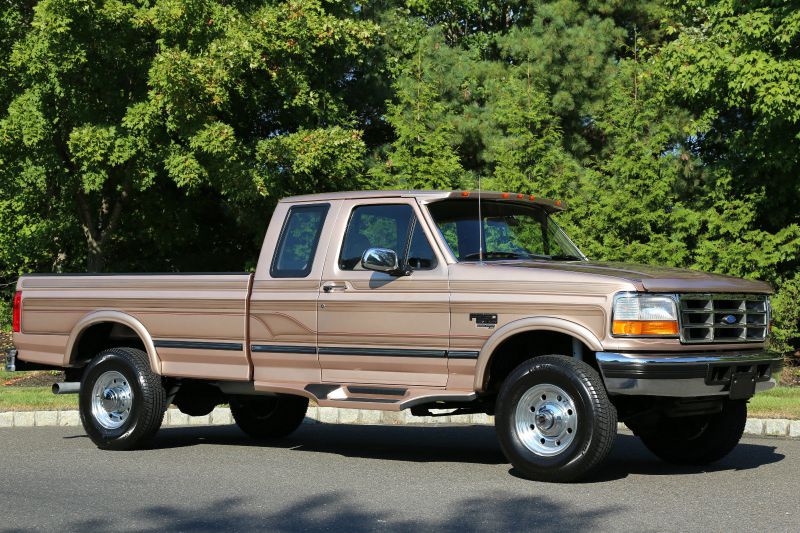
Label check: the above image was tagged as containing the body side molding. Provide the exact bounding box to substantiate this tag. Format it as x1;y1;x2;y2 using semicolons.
153;340;244;351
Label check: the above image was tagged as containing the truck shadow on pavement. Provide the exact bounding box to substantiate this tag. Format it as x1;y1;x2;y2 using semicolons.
145;423;785;482
6;492;624;533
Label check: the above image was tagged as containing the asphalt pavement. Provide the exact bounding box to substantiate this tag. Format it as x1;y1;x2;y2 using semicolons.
0;423;796;532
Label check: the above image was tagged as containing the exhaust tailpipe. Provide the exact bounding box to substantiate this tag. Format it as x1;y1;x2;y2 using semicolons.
52;382;80;395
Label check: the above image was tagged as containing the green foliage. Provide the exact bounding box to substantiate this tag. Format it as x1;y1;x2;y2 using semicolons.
369;28;464;190
0;0;798;352
659;0;800;229
772;273;800;355
0;0;379;283
257;126;367;198
371;1;799;352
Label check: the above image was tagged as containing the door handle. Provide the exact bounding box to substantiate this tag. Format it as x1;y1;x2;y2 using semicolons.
322;281;347;293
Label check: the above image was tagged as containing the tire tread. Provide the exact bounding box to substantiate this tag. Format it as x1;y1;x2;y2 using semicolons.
496;355;617;482
80;347;166;450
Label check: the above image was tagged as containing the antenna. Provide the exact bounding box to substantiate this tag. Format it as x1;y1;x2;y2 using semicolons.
477;174;483;263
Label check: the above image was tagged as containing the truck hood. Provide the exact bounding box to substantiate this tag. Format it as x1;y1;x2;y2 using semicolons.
486;260;772;293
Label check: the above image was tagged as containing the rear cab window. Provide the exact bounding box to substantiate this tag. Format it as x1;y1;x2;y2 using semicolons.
270;204;330;278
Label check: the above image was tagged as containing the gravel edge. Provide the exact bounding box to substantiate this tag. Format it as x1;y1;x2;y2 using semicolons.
0;408;798;438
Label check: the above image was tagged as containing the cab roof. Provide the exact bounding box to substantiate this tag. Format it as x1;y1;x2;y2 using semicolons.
280;190;565;212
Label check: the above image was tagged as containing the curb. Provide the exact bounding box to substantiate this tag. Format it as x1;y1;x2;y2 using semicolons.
0;408;798;438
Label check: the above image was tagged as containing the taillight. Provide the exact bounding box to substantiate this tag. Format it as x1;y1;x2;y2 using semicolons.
12;291;21;333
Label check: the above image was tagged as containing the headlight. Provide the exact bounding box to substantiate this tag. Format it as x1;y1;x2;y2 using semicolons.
612;293;679;336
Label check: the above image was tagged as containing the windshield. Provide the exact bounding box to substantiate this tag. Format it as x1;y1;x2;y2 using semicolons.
427;199;584;262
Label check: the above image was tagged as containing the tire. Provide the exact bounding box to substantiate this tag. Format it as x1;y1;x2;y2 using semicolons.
638;400;747;465
495;355;617;482
79;347;166;450
230;395;309;439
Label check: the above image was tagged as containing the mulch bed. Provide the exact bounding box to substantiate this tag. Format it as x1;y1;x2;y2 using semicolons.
1;330;11;352
780;356;800;387
3;370;65;387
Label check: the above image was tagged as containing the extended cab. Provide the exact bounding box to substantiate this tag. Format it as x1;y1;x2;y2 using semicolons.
8;190;782;481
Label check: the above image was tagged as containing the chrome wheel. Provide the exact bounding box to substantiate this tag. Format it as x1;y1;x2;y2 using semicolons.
91;371;133;430
514;383;577;456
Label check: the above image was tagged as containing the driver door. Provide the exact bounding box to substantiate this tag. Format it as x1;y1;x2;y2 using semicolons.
317;199;450;386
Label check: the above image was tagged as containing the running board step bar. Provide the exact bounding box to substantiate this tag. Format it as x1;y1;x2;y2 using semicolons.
303;383;477;410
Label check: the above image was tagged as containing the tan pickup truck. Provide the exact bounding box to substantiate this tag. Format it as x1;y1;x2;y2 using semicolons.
8;190;782;481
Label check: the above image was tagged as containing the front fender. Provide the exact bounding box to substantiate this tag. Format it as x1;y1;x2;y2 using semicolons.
473;316;604;392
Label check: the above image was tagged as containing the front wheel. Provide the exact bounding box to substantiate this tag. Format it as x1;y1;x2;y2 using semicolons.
495;355;617;482
637;400;747;465
79;347;166;450
230;395;308;439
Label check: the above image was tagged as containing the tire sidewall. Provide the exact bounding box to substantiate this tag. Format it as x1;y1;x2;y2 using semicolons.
639;400;747;465
497;358;605;479
79;350;148;447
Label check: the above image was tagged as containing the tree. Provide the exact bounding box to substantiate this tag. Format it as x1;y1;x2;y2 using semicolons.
658;0;800;229
484;63;579;199
657;0;800;350
370;28;464;190
0;0;379;274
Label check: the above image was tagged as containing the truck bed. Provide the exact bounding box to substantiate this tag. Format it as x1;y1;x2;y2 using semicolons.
14;273;253;380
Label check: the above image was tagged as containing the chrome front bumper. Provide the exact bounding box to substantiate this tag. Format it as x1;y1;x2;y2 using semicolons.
596;350;783;398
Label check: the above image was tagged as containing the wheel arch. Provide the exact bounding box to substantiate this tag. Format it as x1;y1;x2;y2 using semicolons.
63;311;161;374
474;317;604;392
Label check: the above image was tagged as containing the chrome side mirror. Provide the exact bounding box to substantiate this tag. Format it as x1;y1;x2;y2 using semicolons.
361;247;404;275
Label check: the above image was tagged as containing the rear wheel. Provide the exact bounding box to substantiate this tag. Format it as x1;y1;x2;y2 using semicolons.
637;400;747;465
79;347;166;450
496;355;617;482
230;395;308;439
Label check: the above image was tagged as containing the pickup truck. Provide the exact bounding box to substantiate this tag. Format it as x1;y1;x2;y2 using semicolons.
8;190;782;482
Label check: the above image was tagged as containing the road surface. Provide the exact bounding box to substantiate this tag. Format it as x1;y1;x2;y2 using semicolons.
0;423;796;532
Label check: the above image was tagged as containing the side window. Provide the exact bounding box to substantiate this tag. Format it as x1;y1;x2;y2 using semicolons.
270;204;329;278
406;222;438;270
339;204;437;271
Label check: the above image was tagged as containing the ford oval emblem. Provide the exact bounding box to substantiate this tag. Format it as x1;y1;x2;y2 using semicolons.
721;314;737;325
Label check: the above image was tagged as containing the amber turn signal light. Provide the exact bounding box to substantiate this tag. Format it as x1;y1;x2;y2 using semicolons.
612;320;679;336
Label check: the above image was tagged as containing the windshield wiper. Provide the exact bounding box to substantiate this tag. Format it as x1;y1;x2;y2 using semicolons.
461;251;530;261
546;254;583;261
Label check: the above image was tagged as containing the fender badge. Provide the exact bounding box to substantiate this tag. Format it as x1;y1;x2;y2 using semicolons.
470;313;498;328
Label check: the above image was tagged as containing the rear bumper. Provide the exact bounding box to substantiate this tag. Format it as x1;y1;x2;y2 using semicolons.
596;350;783;398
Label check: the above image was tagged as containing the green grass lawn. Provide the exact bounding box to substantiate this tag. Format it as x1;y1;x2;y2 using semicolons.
0;386;78;411
747;387;800;420
0;369;19;382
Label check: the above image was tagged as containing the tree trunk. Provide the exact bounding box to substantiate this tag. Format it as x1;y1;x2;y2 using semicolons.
86;244;106;273
76;183;130;273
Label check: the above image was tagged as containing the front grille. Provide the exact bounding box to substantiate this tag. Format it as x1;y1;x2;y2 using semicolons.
679;294;768;344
